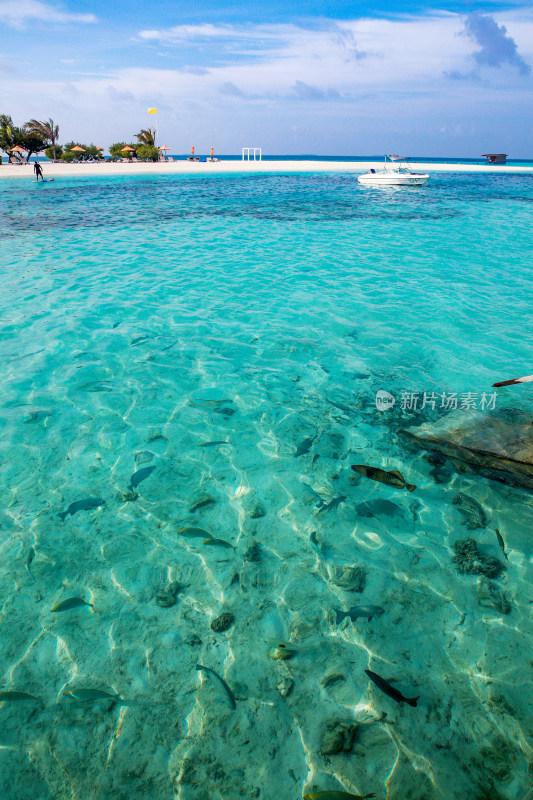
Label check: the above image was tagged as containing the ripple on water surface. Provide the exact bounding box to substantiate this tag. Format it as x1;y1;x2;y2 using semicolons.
0;171;533;800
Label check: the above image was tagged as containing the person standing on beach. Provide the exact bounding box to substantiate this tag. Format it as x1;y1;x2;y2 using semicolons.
210;147;214;158
34;161;44;182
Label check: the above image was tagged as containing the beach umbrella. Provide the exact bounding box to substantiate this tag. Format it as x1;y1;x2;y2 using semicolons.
10;145;26;153
158;145;170;151
70;145;86;152
121;146;135;152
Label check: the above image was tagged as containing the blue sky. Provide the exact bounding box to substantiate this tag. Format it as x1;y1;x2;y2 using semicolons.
1;0;532;156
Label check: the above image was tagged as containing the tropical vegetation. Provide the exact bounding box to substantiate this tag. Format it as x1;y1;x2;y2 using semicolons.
59;142;103;162
26;118;59;160
108;142;134;160
134;128;159;161
135;128;156;147
1;114;167;162
0;114;51;161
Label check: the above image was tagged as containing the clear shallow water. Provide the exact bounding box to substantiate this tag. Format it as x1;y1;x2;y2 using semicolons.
1;171;533;800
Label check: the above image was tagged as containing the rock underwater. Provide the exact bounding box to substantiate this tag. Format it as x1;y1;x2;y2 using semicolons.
399;408;533;490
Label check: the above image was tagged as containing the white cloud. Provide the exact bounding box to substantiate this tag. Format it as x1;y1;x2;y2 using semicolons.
0;0;96;27
2;9;533;155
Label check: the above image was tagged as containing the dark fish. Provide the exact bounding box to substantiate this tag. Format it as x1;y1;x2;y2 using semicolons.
317;496;347;515
112;321;120;328
189;497;216;512
351;465;416;492
58;497;105;521
364;669;419;707
198;441;229;447
0;690;40;702
52;597;93;613
495;528;509;561
409;500;421;522
301;482;326;508
65;688;122;702
213;406;235;416
131;335;151;345
129;465;155;490
196;664;236;710
81;381;113;393
178;526;213;539
202;537;234;550
357;499;404;519
310;531;328;559
304;792;375;800
24;409;51;423
135;450;154;465
335;605;384;624
453;493;487;529
294;436;315;457
26;546;35;576
327;398;356;417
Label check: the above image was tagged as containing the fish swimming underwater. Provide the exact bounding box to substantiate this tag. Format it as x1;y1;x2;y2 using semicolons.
24;409;51;423
310;531;329;559
495;528;509;561
453;493;487;530
357;499;404;519
317;496;347;515
202;537;235;550
189;497;216;512
301;482;326;509
196;664;236;710
304;793;375;800
65;688;122;702
335;605;384;624
364;669;419;707
294;436;315;457
351;465;416;492
0;691;40;703
178;527;213;540
198;441;229;448
52;597;93;613
58;498;105;521
129;465;155;490
327;397;357;417
26;546;35;577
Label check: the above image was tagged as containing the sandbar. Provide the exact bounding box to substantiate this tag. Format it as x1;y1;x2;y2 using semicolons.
1;159;533;179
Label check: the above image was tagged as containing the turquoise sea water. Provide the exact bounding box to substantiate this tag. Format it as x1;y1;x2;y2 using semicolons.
1;170;533;800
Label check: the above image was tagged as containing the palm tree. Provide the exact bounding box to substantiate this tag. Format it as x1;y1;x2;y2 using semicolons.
135;128;156;147
0;114;23;159
26;118;59;161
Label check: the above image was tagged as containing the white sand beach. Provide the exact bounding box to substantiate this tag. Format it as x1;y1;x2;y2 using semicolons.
2;159;533;178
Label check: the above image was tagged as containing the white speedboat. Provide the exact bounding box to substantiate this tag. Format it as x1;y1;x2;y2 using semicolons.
358;154;429;186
